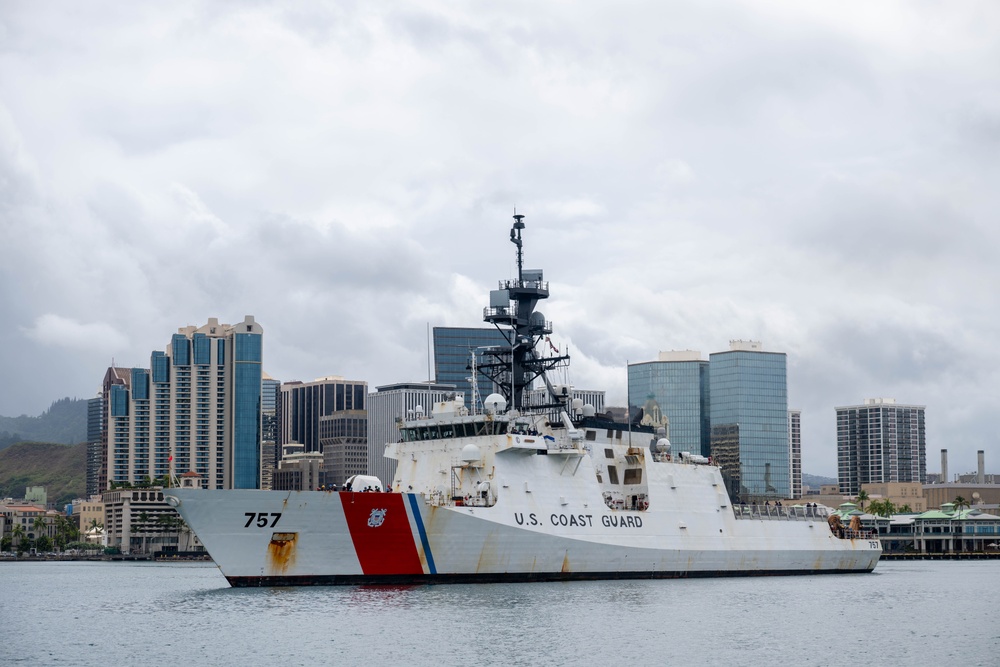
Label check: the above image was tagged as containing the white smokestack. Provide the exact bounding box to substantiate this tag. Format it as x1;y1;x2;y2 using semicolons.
978;450;985;485
941;449;948;484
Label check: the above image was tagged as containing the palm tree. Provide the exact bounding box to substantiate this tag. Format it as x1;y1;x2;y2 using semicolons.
953;495;970;513
33;516;48;542
868;499;897;518
11;524;25;552
855;490;869;512
137;512;150;554
53;516;69;550
899;504;913;513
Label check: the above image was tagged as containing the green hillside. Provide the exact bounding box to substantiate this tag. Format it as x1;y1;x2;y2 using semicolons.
0;397;88;451
0;442;87;507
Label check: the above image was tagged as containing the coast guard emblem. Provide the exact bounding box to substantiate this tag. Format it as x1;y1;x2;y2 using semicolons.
367;508;387;528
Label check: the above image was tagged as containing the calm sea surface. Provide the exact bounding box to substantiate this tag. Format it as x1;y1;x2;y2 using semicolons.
2;559;997;666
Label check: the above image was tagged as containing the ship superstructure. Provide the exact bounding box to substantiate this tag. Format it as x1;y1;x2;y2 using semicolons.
165;214;880;586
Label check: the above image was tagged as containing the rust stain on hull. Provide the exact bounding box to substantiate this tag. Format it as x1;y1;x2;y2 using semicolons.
267;533;297;575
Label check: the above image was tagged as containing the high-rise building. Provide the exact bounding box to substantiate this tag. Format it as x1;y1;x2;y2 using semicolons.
320;387;368;488
836;398;926;496
280;376;364;453
102;316;264;490
710;341;789;502
627;351;710;456
367;382;458;489
98;366;134;492
628;343;789;501
789;409;802;500
259;375;280;490
433;327;510;413
87;395;104;497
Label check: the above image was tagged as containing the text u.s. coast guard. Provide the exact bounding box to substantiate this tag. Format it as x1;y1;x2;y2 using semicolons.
514;512;643;528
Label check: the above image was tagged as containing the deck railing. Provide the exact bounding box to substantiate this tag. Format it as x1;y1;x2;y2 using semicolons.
732;504;829;521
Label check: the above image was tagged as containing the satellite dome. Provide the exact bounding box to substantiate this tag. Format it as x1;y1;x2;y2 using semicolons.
461;444;482;462
652;438;671;454
484;393;508;414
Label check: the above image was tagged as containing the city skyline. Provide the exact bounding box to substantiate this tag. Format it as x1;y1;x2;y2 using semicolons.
3;4;1000;479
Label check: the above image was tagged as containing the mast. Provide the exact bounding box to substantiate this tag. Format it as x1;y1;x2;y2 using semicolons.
479;212;570;411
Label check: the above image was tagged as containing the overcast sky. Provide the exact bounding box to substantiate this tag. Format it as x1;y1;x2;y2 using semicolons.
2;2;998;477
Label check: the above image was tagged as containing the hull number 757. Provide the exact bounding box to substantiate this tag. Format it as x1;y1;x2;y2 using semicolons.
245;512;282;528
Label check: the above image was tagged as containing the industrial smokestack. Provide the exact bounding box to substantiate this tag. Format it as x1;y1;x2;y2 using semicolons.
941;449;948;484
978;450;985;485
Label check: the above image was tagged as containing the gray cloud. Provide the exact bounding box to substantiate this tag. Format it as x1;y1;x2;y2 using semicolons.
2;1;999;476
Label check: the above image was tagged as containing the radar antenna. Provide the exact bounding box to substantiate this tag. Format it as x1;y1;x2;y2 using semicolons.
480;212;570;410
511;208;525;281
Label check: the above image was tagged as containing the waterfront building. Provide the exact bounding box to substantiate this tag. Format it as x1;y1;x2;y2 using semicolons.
101;487;200;555
836;398;926;496
433;327;510;413
710;341;790;502
102;316;264;490
70;496;106;537
0;503;55;549
874;503;1000;554
367;382;458;488
627;351;710;456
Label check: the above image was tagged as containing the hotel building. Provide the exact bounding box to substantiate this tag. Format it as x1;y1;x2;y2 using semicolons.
102;316;264;490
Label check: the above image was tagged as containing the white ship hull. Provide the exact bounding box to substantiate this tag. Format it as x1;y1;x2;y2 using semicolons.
166;457;879;586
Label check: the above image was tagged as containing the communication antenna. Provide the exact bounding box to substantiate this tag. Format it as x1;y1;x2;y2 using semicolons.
510;207;525;281
626;360;632;447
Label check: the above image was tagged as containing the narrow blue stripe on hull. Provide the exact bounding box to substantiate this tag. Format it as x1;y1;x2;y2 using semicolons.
407;494;437;574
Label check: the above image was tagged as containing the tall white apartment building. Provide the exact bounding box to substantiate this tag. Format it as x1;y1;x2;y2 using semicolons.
788;409;802;500
102;316;264;490
836;397;926;496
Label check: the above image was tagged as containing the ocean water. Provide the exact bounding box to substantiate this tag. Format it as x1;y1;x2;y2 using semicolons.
1;559;997;666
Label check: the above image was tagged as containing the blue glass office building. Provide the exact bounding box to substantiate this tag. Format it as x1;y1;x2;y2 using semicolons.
433;327;511;411
710;344;789;501
231;324;263;489
629;343;791;502
627;353;710;457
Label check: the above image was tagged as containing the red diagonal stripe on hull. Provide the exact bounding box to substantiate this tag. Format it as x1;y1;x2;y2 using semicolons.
340;492;423;575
